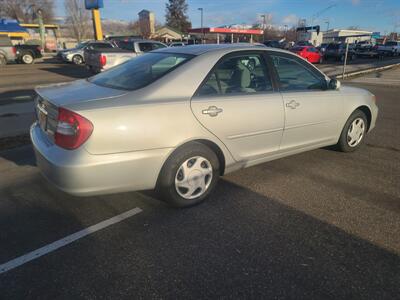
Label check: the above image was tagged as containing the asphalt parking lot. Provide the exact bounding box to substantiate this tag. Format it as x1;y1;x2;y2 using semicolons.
0;62;399;298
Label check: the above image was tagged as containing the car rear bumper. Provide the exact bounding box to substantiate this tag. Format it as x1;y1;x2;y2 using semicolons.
30;122;172;196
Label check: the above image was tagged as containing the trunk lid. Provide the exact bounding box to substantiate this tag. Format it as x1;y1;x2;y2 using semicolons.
34;79;127;142
35;79;127;107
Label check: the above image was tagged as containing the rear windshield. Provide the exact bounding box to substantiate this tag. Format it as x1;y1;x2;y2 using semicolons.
292;47;305;51
89;52;193;91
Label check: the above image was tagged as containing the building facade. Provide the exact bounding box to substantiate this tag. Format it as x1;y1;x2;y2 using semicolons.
138;10;155;38
323;29;372;43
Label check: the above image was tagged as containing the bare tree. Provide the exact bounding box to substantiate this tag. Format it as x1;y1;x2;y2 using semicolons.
64;0;92;41
0;0;54;23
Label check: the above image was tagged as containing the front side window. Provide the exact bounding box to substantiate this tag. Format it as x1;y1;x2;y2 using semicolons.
270;54;325;91
197;53;273;96
90;52;193;91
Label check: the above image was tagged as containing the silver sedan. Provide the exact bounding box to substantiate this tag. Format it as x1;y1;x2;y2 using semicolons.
31;44;378;207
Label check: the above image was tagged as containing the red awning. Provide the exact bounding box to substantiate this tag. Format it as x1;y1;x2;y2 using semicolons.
189;27;263;35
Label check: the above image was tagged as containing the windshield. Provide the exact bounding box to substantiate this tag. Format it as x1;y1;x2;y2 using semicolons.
89;52;193;91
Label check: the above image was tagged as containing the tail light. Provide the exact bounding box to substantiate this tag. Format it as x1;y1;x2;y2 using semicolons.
12;47;16;55
99;54;106;67
55;107;93;150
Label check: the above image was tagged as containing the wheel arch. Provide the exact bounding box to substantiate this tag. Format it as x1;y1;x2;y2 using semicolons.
355;105;372;131
193;139;226;176
159;139;227;178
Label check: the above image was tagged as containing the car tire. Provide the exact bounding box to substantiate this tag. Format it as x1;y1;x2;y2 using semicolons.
156;142;220;208
72;55;83;65
21;52;34;64
337;110;368;152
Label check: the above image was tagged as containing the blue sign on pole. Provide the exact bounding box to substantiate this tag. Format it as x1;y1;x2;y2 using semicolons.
85;0;104;10
372;32;381;39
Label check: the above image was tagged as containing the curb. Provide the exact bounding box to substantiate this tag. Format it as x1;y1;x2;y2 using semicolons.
335;62;400;79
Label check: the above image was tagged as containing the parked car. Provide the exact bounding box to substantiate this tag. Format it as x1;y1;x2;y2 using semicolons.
59;41;115;65
295;41;313;47
31;44;378;208
324;43;357;61
169;42;186;47
355;40;374;51
317;43;328;54
0;35;16;66
263;40;282;48
15;44;43;64
84;39;167;73
375;41;400;56
291;46;323;63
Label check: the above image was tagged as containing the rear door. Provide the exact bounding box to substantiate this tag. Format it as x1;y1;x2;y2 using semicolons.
268;52;342;150
191;51;284;162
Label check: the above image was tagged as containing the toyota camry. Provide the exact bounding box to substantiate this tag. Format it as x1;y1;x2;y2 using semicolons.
31;44;378;207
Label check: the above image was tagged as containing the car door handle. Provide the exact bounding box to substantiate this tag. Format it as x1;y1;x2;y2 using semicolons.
286;100;300;109
202;106;223;117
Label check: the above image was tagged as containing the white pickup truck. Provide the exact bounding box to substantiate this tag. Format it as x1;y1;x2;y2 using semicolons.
84;39;167;73
376;41;400;56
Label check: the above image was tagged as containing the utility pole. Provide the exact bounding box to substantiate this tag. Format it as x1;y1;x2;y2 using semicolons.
261;14;266;42
342;40;349;78
29;4;45;50
325;21;330;31
284;24;288;39
36;9;45;50
198;8;204;44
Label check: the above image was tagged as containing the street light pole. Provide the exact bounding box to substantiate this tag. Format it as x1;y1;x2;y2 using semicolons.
198;8;204;44
325;21;330;31
261;14;266;42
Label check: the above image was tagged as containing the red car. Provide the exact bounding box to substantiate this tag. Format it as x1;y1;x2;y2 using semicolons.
291;46;323;64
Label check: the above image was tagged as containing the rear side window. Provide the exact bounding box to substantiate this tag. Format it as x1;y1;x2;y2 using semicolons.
139;42;166;52
116;41;134;51
270;54;325;91
197;53;273;97
92;43;113;49
89;52;193;91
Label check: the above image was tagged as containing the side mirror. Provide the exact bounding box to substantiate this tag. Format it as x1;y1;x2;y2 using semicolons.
329;78;341;90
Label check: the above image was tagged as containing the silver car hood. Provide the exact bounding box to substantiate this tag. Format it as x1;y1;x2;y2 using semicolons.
35;79;127;107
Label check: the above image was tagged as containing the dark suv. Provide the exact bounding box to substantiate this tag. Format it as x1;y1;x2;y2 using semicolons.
324;43;357;61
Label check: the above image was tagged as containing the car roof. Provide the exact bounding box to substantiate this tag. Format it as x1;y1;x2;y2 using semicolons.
153;43;288;56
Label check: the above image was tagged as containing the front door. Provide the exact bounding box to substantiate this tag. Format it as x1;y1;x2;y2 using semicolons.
269;53;342;150
191;52;284;162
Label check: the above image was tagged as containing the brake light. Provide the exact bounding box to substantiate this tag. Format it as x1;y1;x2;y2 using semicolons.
12;46;16;55
99;54;106;67
55;107;93;150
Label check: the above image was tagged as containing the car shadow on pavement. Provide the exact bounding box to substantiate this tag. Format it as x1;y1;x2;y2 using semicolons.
39;66;92;79
0;89;36;105
0;171;398;298
0;144;35;167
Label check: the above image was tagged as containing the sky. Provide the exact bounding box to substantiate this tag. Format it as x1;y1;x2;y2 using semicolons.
56;0;400;34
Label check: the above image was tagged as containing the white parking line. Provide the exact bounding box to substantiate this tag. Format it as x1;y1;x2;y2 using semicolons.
0;207;143;274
